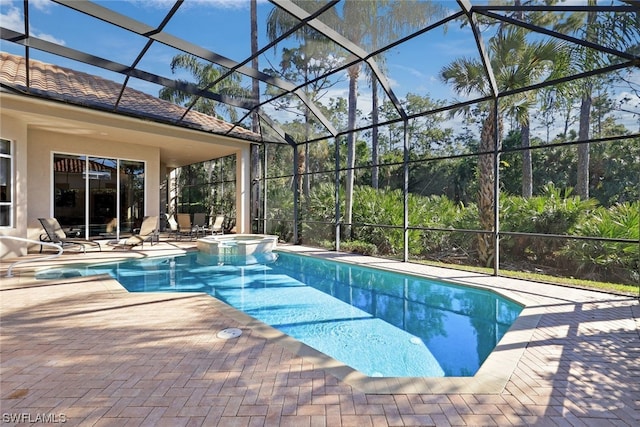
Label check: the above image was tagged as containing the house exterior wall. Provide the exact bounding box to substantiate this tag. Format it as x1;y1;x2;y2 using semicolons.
0;113;161;258
1;92;253;262
0;113;28;258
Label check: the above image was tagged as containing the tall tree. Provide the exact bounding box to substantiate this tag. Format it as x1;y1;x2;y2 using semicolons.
484;0;566;198
575;5;596;199
266;3;342;206
267;0;443;237
250;0;261;232
556;1;640;199
366;1;445;189
441;27;560;266
266;45;341;202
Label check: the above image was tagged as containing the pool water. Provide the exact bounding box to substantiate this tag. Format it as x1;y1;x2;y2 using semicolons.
51;251;522;377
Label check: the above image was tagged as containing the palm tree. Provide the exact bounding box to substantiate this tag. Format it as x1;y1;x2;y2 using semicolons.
159;54;248;121
440;27;560;266
503;0;566;198
160;54;250;219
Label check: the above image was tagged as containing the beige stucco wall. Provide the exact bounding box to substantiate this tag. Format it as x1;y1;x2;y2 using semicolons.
0;113;28;258
236;146;251;234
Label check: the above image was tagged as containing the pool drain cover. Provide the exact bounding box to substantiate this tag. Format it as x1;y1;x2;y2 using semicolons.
217;328;242;339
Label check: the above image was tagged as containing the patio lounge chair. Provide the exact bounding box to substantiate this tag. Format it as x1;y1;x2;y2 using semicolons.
111;216;159;249
210;214;225;235
193;213;208;237
176;213;195;240
165;214;179;239
38;217;102;253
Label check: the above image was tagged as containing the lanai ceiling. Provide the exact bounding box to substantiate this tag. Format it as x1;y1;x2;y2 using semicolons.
1;0;638;147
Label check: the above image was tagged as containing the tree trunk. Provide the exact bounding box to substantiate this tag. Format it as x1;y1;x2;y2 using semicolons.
297;145;305;197
521;115;532;198
371;78;379;189
477;108;501;267
250;0;261;232
344;65;360;239
576;5;596;200
301;105;309;206
576;93;591;199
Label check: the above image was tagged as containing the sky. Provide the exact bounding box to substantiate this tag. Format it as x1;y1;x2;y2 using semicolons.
1;0;638;138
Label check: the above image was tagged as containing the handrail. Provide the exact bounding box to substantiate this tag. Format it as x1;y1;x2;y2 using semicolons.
0;236;63;277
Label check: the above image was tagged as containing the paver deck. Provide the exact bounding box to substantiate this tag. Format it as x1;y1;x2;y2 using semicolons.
1;239;638;426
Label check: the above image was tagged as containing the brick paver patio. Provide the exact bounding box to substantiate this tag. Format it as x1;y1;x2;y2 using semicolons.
1;241;638;426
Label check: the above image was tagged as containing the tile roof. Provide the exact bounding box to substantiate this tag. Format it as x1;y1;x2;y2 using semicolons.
0;52;260;142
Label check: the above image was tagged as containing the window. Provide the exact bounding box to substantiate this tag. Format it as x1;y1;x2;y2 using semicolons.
0;138;12;227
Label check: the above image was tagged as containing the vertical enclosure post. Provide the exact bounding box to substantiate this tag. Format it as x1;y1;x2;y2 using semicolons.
492;98;500;276
334;136;341;252
403;119;410;262
263;144;268;234
290;139;299;244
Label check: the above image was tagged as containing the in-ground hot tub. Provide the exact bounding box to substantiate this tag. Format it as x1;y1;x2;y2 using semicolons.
197;234;278;256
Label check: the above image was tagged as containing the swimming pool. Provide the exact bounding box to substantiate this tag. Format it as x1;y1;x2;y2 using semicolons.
40;251;522;378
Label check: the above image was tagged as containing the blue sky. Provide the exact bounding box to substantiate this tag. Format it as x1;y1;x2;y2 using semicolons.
1;0;638;136
0;0;472;101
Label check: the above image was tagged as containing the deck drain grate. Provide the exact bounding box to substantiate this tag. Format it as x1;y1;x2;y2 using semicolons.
217;328;242;339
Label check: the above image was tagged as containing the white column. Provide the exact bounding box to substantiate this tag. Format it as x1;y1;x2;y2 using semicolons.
236;146;251;234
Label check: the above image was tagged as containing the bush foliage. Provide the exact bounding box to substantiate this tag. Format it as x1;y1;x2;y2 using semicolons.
284;183;638;285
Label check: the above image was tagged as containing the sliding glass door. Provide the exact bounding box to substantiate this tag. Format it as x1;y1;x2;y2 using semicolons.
53;153;145;239
53;154;87;237
88;157;117;237
120;160;145;235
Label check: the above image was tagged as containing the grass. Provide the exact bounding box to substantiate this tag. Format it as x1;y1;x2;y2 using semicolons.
412;259;639;297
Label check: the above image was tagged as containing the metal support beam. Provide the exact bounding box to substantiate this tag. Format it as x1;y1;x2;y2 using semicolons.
52;0;337;138
457;0;499;98
403;120;410;263
263;144;268;234
270;0;407;120
0;28;258;112
334;137;341;252
492;99;500;276
115;0;184;109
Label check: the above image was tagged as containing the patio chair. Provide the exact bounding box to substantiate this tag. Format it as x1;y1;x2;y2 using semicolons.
176;213;195;240
210;214;225;235
100;217;117;239
111;215;158;249
165;214;179;239
38;217;102;253
193;213;208;237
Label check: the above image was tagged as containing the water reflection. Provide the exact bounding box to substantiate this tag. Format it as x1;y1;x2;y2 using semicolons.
271;253;522;376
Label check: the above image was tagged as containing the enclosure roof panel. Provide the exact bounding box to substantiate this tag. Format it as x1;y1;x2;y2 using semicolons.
0;0;637;145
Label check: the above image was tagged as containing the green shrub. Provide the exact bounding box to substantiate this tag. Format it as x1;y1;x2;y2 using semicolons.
500;184;598;261
340;240;378;256
563;201;639;283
